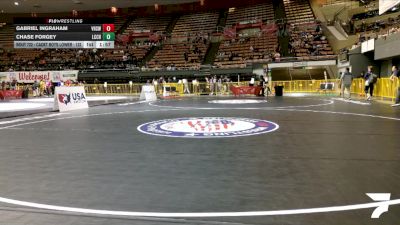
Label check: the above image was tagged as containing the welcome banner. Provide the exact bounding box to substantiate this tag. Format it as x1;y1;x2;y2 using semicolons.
0;70;79;83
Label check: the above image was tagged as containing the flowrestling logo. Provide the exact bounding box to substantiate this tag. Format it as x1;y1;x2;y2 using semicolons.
137;117;279;138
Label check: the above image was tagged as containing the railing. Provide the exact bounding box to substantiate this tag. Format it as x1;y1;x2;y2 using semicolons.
272;78;398;101
81;78;398;101
350;78;399;100
84;84;142;95
7;78;398;101
271;79;338;93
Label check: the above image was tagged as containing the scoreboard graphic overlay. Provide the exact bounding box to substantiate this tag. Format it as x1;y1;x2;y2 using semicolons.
14;18;115;49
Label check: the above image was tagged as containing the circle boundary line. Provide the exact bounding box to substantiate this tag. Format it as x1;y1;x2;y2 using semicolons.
0;102;399;217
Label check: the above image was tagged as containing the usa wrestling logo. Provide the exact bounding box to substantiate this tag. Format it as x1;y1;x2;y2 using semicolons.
58;93;71;105
137;117;279;138
58;92;86;105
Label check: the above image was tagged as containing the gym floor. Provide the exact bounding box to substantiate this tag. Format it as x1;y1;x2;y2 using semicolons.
0;96;399;225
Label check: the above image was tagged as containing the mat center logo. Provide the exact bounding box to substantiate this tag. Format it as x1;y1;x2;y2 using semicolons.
137;117;279;138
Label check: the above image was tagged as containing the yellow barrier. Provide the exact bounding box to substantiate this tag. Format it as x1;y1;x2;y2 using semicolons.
269;78;397;101
7;78;398;101
270;79;340;93
351;78;398;101
77;78;398;101
84;84;142;95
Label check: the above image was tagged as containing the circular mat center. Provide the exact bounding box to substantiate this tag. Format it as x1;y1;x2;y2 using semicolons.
137;117;279;138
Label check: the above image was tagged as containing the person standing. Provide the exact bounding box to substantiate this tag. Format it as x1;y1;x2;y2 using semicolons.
65;79;71;87
249;76;255;86
32;80;39;97
338;72;342;97
209;76;215;95
183;78;190;94
340;68;353;100
390;66;400;107
39;79;46;96
364;66;377;101
264;75;271;97
46;80;53;96
11;79;17;90
215;76;220;95
259;76;265;96
211;76;217;95
192;78;199;95
152;78;159;94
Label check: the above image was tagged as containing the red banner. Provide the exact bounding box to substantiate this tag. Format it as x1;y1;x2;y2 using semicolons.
224;27;236;39
0;90;23;100
230;86;262;96
116;34;130;44
149;33;161;42
261;23;277;34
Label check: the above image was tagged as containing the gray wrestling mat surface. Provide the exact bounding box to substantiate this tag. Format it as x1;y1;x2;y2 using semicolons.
0;96;399;225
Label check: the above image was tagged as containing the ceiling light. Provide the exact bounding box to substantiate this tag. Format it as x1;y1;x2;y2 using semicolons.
111;6;117;14
14;2;19;6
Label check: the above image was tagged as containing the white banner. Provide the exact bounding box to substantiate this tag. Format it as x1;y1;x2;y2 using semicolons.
361;39;375;53
0;73;6;82
379;0;400;15
133;29;151;33
139;85;157;101
0;70;78;83
53;86;88;112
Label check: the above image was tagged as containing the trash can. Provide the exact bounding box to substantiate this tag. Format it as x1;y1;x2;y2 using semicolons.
22;89;29;98
274;85;283;96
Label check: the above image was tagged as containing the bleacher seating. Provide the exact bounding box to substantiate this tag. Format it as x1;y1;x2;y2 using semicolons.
114;16;126;33
214;3;277;68
117;16;173;64
147;12;218;70
283;0;315;24
123;16;172;35
147;41;208;70
0;49;44;71
289;22;335;59
281;0;335;59
215;34;278;68
102;45;150;64
0;25;14;49
172;12;218;38
225;3;274;27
